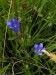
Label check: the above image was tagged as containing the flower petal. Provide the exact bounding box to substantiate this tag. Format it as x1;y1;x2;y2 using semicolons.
18;18;21;23
6;22;12;27
34;44;39;50
34;49;43;55
39;43;43;50
42;48;45;51
34;49;37;53
6;18;20;32
11;18;15;22
12;18;19;26
38;51;43;55
34;43;45;56
11;26;20;32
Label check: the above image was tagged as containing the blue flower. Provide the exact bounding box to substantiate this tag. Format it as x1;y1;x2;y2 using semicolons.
6;18;21;32
34;43;45;55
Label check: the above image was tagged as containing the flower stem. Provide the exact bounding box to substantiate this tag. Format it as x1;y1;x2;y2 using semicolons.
2;0;12;75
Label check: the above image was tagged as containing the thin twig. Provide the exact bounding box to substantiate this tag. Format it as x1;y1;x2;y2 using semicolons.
12;60;23;75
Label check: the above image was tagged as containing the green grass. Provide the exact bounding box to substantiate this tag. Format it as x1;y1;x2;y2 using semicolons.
0;0;56;75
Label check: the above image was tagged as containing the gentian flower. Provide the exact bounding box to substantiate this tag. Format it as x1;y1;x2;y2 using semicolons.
6;18;21;32
34;43;45;55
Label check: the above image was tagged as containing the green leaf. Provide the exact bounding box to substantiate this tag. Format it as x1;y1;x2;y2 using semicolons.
47;44;56;51
0;63;10;75
38;0;48;16
8;36;17;40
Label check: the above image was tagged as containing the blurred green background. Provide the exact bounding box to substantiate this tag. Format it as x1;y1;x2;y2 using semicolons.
0;0;56;75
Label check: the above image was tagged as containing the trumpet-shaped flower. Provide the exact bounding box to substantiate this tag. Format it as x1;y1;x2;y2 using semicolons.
6;18;21;32
34;43;45;55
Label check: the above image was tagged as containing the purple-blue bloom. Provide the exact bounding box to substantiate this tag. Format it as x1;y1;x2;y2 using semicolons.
34;43;45;55
6;18;21;32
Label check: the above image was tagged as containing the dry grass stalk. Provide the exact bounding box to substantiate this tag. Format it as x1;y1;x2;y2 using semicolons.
42;50;56;63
